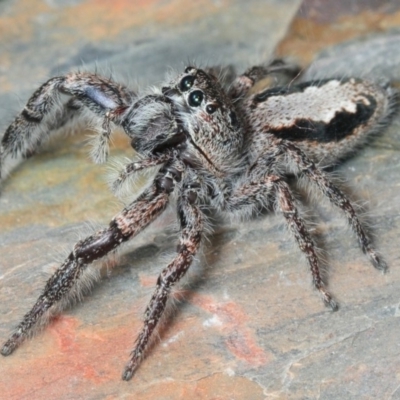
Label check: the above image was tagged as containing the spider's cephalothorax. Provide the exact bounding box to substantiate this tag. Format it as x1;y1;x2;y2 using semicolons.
0;62;398;380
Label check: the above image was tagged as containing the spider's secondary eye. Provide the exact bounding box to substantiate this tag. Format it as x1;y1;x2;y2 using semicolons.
188;90;204;107
180;76;195;92
206;104;218;114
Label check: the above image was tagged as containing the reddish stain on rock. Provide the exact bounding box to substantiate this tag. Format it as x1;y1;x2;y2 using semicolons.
190;293;271;366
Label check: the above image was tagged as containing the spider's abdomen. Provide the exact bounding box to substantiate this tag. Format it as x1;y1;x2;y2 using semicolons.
245;78;398;167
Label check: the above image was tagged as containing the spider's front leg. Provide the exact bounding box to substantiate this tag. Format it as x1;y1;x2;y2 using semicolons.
0;72;134;178
1;167;174;357
122;178;204;381
225;174;337;309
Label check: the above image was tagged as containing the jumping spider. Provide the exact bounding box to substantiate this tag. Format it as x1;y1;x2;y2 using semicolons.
0;60;398;380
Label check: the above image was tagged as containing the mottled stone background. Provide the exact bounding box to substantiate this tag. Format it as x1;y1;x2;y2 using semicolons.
1;1;400;399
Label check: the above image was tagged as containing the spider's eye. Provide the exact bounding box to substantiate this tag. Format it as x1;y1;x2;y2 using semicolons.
206;104;218;114
180;76;195;92
188;90;204;107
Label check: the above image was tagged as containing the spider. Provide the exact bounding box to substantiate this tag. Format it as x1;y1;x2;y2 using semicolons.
0;60;398;380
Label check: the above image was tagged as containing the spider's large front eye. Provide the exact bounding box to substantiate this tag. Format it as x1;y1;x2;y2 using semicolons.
188;90;204;107
180;76;195;92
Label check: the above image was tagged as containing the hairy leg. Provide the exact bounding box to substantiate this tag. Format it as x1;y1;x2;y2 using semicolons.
122;182;203;380
279;140;387;272
274;177;337;308
229;59;302;100
0;72;135;178
225;175;337;309
1;182;169;356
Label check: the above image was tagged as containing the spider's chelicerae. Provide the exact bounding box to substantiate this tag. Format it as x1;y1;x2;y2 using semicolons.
0;61;398;380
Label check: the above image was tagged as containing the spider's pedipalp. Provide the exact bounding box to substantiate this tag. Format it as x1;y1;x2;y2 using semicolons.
109;152;173;197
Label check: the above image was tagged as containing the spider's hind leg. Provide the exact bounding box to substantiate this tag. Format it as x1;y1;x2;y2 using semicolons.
281;140;388;272
224;174;337;310
274;176;338;310
0;72;134;179
228;59;302;100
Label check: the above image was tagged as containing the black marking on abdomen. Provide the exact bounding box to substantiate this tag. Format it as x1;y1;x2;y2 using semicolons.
269;97;377;143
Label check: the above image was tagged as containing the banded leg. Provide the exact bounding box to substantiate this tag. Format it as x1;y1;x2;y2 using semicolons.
280;140;387;272
122;183;203;380
229;59;302;100
274;177;337;309
0;72;134;178
225;175;337;309
1;182;169;357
